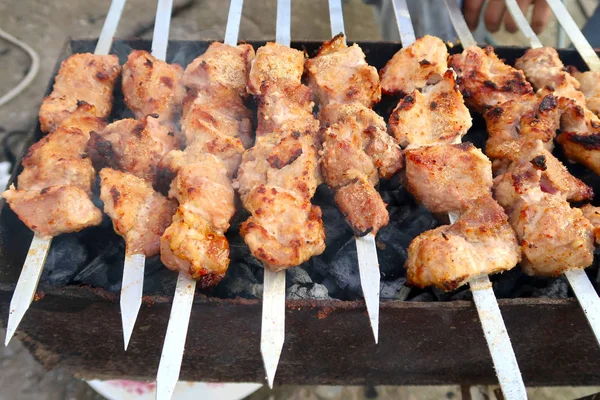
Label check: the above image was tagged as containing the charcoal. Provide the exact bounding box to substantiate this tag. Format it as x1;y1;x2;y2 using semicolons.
287;283;331;300
214;263;262;299
409;292;436;302
72;240;123;292
380;277;407;300
41;234;89;286
532;276;569;299
287;267;312;285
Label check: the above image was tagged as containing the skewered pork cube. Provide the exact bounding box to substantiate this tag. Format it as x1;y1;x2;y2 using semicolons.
88;115;181;184
448;46;533;113
55;102;107;136
305;34;381;108
236;130;322;204
403;143;493;214
493;157;594;276
2;185;102;238
581;204;600;244
405;195;520;291
240;185;325;271
379;35;448;96
247;42;305;95
39;53;121;133
17;126;95;195
122;50;185;122
182;42;255;96
515;47;587;109
483;93;559;158
491;140;593;203
256;82;318;137
99;168;177;257
334;178;389;236
572;70;600;117
388;70;472;148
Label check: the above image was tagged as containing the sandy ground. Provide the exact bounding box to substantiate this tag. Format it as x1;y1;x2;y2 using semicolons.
1;0;600;399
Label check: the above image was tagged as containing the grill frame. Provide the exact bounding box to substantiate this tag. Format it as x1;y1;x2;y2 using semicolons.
0;39;599;385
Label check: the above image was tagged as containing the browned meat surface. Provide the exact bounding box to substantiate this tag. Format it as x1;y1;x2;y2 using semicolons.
182;42;255;96
256;82;318;137
88;115;181;184
39;53;120;133
449;46;533;113
388;70;472;148
305;34;381;108
493;154;594;276
515;47;586;108
379;35;448;96
572;70;600;117
581;204;600;244
56;102;107;136
99;168;176;256
483;93;560;158
404;143;493;214
405;195;520;291
17;126;95;195
121;50;185;122
334;179;389;236
247;42;305;95
2;185;102;238
240;185;325;271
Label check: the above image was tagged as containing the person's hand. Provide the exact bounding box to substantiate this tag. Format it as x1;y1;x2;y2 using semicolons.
463;0;552;34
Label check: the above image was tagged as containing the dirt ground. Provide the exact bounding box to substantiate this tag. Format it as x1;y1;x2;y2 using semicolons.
1;0;600;399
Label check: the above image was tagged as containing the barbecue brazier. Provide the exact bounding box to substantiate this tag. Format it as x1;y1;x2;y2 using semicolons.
1;39;599;386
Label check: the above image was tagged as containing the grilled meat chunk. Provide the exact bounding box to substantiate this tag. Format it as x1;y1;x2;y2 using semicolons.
305;34;381;108
247;42;305;95
88;115;181;184
449;46;533;113
404;143;493;214
334;179;389;236
240;185;326;271
39;53;120;133
389;70;472;148
572;70;600;117
182;42;255;96
493;155;594;276
581;204;600;244
122;50;185;122
405;195;520;291
100;168;176;256
18;126;95;195
483;93;560;158
2;185;102;238
379;35;448;96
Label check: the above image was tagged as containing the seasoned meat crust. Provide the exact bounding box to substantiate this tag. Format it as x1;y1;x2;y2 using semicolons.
406;195;520;291
247;42;305;96
39;53;120;133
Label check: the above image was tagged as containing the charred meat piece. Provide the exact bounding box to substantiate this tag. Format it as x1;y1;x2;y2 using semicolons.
405;195;520;291
39;53;120;133
182;42;255;96
240;185;326;271
581;204;600;244
18;126;95;195
493;156;594;276
379;35;448;96
448;46;533;113
88;115;181;184
247;42;305;96
572;70;600;117
404;143;493;214
122;50;185;122
305;34;381;108
2;185;102;238
100;168;177;257
388;70;472;148
483;93;560;158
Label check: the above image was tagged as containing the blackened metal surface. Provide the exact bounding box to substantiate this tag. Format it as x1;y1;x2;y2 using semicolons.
0;40;599;384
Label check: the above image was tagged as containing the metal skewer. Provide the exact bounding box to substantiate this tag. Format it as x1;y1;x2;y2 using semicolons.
155;0;244;398
432;2;527;398
504;0;600;348
260;0;291;389
326;0;380;344
4;0;127;347
121;0;174;352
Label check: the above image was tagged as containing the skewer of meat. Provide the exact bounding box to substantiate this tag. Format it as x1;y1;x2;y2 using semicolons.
87;0;183;350
384;2;528;398
1;0;126;346
235;0;326;387
153;1;254;398
487;0;600;347
305;3;403;343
